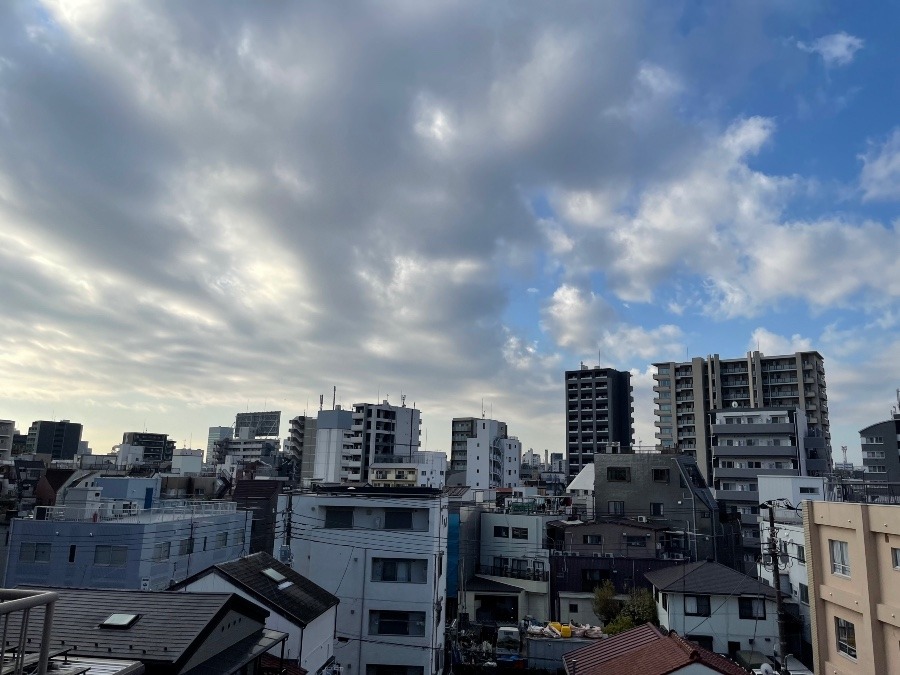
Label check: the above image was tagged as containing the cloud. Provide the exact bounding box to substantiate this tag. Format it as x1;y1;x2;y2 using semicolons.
860;128;900;201
748;328;813;355
797;32;864;67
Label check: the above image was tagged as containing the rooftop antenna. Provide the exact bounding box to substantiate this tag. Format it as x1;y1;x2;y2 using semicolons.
481;398;485;418
319;394;324;411
305;396;309;416
401;394;406;408
332;386;336;410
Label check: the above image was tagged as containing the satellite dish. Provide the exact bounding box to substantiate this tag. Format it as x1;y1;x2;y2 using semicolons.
731;401;739;408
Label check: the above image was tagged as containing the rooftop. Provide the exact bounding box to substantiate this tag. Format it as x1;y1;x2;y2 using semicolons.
32;499;238;523
173;552;338;626
644;561;776;598
562;623;749;675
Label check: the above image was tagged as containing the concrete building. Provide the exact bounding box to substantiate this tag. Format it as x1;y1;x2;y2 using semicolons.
235;410;282;438
710;406;828;571
0;419;14;460
26;419;83;461
859;397;900;485
312;407;356;483
206;425;233;458
121;431;174;463
592;454;736;566
565;365;634;480
646;561;778;661
369;450;447;488
450;417;521;489
806;494;900;675
174;552;339;672
288;414;318;482
652;351;831;482
275;486;448;675
5;474;251;591
350;400;421;480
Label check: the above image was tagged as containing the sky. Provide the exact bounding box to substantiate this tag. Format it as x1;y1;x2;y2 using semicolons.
1;1;899;464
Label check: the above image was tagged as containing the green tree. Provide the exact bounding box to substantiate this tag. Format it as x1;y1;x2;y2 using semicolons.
602;613;635;636
620;588;659;626
591;580;621;623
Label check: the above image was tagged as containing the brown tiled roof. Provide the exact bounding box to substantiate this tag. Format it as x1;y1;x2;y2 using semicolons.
563;624;750;675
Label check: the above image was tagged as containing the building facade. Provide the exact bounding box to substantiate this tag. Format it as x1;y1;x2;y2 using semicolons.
235;410;282;438
859;402;900;484
652;351;830;482
288;415;318;482
0;419;14;460
806;497;900;675
450;417;521;489
26;420;83;461
276;486;448;675
312;407;356;483
206;426;232;459
369;451;447;488
121;431;175;463
565;366;634;480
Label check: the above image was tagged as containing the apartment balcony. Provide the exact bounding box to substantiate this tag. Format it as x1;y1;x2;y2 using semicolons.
713;467;796;480
713;445;798;457
715;489;759;503
476;564;549;583
711;422;795;435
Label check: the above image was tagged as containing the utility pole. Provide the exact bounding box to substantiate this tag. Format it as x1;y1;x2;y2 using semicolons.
764;501;789;672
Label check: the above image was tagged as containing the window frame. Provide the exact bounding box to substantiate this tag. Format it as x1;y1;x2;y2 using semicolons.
384;509;414;530
608;501;625;516
830;539;850;576
493;526;510;538
738;596;766;620
511;527;528;540
606;467;631;482
324;507;354;529
369;610;426;636
683;595;711;617
94;544;128;567
835;616;857;659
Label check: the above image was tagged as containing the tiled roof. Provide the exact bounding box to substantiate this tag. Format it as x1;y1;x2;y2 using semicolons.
562;624;750;675
174;552;339;626
42;468;76;492
644;561;776;598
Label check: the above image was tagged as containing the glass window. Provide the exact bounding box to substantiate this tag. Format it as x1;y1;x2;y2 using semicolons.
569;603;578;612
738;597;766;619
384;510;413;530
835;617;856;658
216;531;228;548
325;507;354;529
830;540;850;576
153;541;170;561
18;542;51;564
94;545;128;567
797;544;806;564
607;467;630;482
684;595;710;616
372;558;427;583
799;583;809;604
494;526;509;538
892;548;900;569
369;610;426;636
652;468;670;483
651;503;664;516
511;527;528;540
625;536;647;547
608;501;624;515
583;534;603;545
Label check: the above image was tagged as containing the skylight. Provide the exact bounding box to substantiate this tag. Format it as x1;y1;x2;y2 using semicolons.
262;567;286;583
99;613;141;629
277;581;294;590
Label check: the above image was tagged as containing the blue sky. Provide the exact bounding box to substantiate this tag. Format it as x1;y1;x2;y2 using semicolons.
1;1;898;463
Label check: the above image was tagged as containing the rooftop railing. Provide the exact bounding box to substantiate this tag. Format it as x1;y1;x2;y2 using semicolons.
33;499;237;523
0;589;57;675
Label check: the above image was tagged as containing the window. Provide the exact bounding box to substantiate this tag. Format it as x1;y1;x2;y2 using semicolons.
746;461;762;469
177;538;193;556
494;526;509;538
236;529;245;546
892;548;900;569
608;501;624;516
625;536;646;547
651;503;664;516
94;545;128;567
830;540;850;576
662;593;667;610
652;468;669;483
607;467;630;482
835;617;857;658
325;507;353;529
511;527;528;540
569;603;578;613
262;567;287;582
19;542;51;564
684;595;711;617
372;558;427;583
799;487;819;494
799;583;809;604
215;531;228;549
367;666;424;675
384;510;413;530
862;436;884;444
153;541;170;561
99;613;141;629
583;534;603;545
797;545;806;564
68;545;76;563
369;610;426;636
738;597;766;619
865;465;887;474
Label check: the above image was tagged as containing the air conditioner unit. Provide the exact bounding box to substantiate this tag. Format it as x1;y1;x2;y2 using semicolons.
637;516;649;523
603;553;615;559
592;552;601;558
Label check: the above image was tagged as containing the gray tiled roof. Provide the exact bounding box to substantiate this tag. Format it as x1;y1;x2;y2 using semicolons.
644;560;776;598
10;586;268;667
175;552;339;626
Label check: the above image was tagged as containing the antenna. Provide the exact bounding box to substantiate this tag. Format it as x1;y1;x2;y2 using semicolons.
332;386;336;410
842;445;848;466
401;394;406;408
319;394;324;411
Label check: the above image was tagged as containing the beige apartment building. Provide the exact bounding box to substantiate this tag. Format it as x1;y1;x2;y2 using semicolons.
806;499;900;674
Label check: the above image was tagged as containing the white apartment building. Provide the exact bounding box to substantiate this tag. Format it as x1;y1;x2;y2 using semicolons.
450;418;521;489
275;486;448;675
0;420;14;460
312;408;357;483
368;451;447;489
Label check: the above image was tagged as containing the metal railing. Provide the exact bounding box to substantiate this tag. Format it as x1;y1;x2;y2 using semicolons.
476;564;549;582
34;499;237;523
0;589;57;675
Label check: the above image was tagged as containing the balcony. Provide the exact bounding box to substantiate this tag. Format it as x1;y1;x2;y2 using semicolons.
714;467;796;480
711;422;795;435
476;564;549;582
715;489;759;503
713;445;798;457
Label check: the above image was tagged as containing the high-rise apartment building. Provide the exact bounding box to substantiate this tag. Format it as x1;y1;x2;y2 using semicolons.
26;420;83;461
0;420;14;460
121;431;175;463
350;400;420;475
859;392;900;484
312;408;356;483
449;417;521;489
652;351;830;482
206;426;232;459
564;366;634;480
288;415;318;482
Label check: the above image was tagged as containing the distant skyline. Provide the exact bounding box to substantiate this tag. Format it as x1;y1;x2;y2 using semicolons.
3;2;900;463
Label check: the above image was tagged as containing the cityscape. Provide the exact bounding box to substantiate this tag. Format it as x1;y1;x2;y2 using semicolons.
2;2;900;675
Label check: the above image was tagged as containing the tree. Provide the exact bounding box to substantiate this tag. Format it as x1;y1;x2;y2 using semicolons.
621;588;659;626
602;613;635;636
591;580;621;623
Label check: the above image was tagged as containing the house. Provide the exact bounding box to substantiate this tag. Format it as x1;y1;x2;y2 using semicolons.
8;586;287;674
275;485;448;675
5;475;251;590
645;561;778;661
561;623;749;675
173;552;339;673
